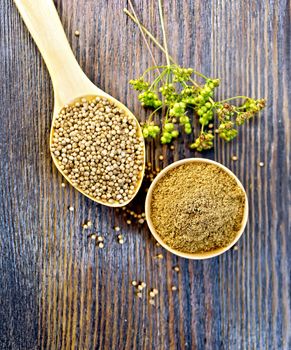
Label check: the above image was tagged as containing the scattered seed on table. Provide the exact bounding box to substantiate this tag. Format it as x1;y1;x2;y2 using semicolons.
171;286;177;291
259;162;265;167
141;282;146;288
174;266;180;272
68;206;74;212
170;145;175;150
90;234;97;240
138;218;145;224
154;254;163;259
98;242;104;248
131;280;137;286
126;219;132;225
233;245;238;251
208;123;214;129
61;182;66;187
114;226;121;232
159;155;164;161
149;299;155;305
155;242;160;247
231;155;238;161
87;221;92;227
153;288;158;295
149;291;155;297
119;239;124;244
136;292;142;298
74;30;80;36
97;236;104;242
82;224;88;229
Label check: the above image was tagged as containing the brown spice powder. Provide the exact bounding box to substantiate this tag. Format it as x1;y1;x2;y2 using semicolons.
150;162;246;253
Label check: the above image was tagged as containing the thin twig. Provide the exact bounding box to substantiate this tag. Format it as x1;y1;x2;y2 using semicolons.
127;1;160;74
123;8;175;63
124;8;200;88
158;0;170;66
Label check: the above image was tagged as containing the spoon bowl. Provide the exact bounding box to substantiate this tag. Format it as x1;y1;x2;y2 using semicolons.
15;0;145;207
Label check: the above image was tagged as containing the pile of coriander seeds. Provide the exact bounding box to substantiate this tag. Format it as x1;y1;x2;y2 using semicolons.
51;96;144;205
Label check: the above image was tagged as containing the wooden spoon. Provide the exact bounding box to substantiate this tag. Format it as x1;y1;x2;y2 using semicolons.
14;0;145;207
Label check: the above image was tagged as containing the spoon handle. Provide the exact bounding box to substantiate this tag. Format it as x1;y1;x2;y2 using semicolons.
14;0;99;106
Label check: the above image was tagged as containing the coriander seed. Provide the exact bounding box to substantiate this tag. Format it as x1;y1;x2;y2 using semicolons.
51;96;144;205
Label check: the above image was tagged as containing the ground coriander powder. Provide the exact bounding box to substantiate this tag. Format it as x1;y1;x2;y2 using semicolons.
150;162;246;253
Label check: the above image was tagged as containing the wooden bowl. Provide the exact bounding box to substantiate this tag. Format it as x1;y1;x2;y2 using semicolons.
145;158;249;260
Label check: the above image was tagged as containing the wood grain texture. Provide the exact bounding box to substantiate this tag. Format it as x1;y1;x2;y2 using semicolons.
0;0;290;349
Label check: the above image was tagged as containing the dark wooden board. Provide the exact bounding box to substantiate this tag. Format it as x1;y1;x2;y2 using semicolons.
0;0;290;349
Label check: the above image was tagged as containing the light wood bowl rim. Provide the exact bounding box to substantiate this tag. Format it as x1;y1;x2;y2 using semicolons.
145;158;249;260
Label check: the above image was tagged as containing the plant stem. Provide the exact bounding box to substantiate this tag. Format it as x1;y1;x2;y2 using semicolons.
216;96;249;104
149;69;168;90
127;1;160;73
141;65;169;77
124;8;175;64
158;0;170;67
192;71;208;79
124;9;203;88
148;105;163;122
